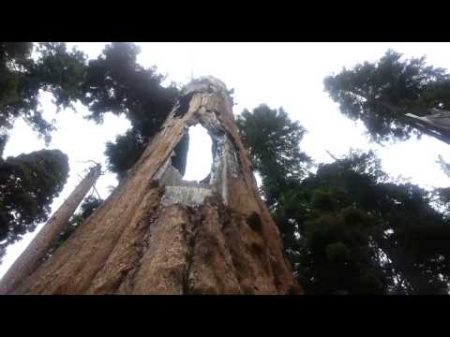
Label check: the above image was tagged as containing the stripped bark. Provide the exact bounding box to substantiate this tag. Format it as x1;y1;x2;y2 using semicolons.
11;77;302;295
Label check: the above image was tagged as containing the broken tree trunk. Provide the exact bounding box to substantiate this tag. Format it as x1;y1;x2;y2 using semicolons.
11;77;302;295
0;164;102;294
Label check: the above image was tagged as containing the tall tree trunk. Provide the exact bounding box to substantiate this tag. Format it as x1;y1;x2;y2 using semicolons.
11;77;302;295
0;164;102;294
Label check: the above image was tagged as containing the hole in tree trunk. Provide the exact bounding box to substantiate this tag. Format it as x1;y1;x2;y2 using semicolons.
182;124;213;183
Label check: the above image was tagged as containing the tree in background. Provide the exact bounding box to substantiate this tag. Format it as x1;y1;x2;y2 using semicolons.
237;105;311;207
238;106;450;294
324;49;450;144
321;50;450;293
0;42;87;144
1;42;181;177
0;42;83;263
291;152;450;294
79;43;181;179
0;149;69;262
237;105;311;271
1;42;190;182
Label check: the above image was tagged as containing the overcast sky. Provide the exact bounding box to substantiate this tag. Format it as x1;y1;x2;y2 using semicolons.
1;42;450;279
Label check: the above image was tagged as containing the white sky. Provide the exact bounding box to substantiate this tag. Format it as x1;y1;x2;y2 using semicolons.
184;124;213;181
1;42;450;279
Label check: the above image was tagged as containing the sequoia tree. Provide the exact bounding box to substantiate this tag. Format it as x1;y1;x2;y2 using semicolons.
7;77;300;295
0;42;87;144
236;105;450;294
237;105;311;207
79;42;180;179
236;105;311;265
0;42;85;259
324;49;450;145
273;151;450;294
0;149;69;262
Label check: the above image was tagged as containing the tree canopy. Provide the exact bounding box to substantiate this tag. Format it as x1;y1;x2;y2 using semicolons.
0;42;82;261
238;106;450;294
0;42;87;144
324;49;450;144
0;149;69;262
237;105;311;271
79;43;180;179
2;42;180;180
237;105;311;207
290;152;450;294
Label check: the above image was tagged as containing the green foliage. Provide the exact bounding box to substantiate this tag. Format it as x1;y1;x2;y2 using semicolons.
237;105;311;207
0;43;33;109
324;49;450;143
0;149;69;261
104;129;147;180
0;42;83;263
0;42;87;144
278;152;450;294
237;105;450;294
288;154;388;294
1;42;182;180
236;105;312;282
80;43;180;178
33;43;87;110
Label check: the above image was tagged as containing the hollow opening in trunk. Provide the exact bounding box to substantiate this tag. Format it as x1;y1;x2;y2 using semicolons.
159;124;217;207
182;124;213;183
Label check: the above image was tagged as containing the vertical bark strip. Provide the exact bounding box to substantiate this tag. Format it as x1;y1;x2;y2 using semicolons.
0;165;102;294
10;77;302;295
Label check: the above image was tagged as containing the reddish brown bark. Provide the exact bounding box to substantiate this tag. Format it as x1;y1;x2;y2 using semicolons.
10;77;302;295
